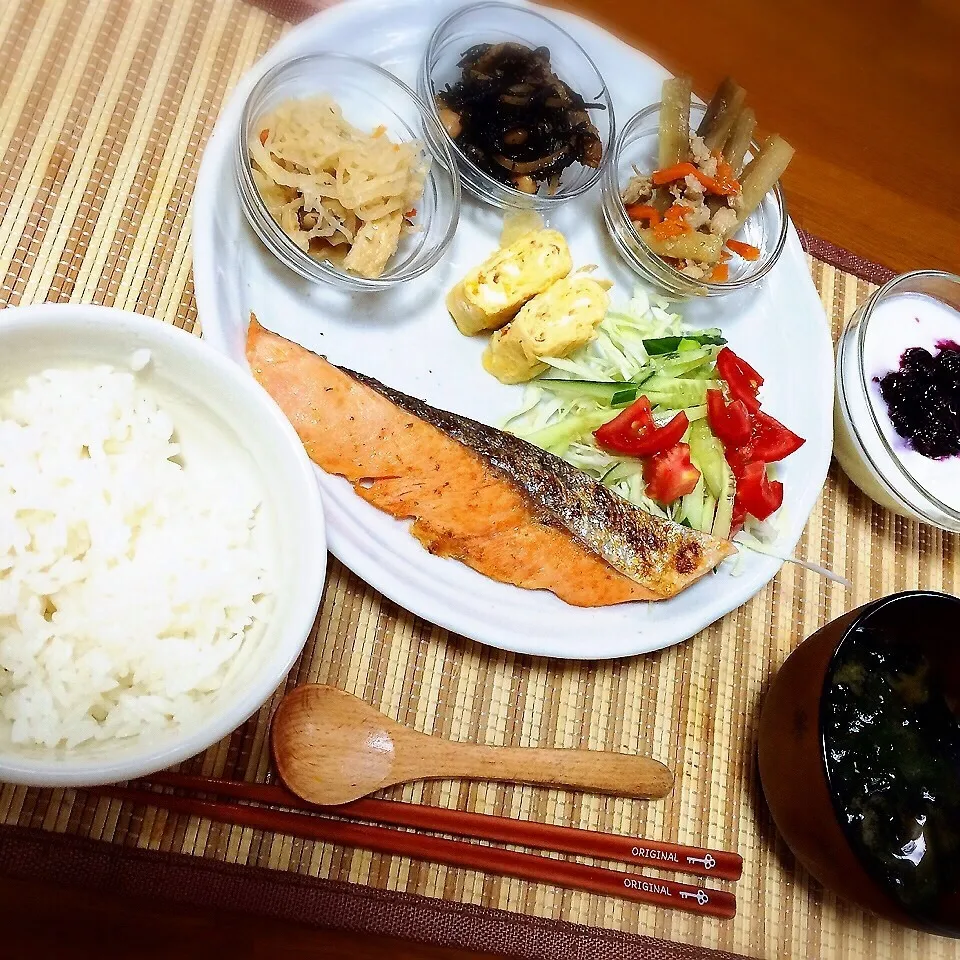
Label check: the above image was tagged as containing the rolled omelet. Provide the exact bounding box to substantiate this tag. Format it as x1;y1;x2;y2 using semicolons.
446;229;572;336
482;275;610;384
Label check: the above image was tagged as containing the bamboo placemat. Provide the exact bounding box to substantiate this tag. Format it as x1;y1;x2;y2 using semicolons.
0;1;958;958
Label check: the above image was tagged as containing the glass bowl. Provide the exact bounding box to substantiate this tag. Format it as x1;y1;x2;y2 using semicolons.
601;101;788;298
418;1;615;210
833;269;960;532
235;53;461;292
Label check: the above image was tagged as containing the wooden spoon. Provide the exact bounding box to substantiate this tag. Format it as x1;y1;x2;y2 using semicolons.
271;685;674;805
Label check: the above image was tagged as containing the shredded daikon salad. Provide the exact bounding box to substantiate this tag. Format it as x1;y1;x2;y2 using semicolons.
250;96;428;279
503;288;837;579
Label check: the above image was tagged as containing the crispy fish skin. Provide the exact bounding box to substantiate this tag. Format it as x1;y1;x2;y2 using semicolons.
342;368;734;599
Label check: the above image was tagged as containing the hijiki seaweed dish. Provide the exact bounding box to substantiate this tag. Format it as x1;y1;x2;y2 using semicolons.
434;42;604;194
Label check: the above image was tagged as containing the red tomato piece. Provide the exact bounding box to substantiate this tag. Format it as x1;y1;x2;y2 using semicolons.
735;461;784;521
716;347;763;412
594;398;689;458
724;443;753;479
643;443;701;504
594;395;654;451
706;389;752;447
750;409;806;462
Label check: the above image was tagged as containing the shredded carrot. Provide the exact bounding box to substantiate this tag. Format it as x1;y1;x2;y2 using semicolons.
404;208;417;218
653;222;691;241
694;169;740;196
259;129;269;145
625;203;661;225
709;263;730;283
652;161;739;196
651;162;697;186
653;222;689;240
651;203;693;240
719;250;732;263
726;238;761;260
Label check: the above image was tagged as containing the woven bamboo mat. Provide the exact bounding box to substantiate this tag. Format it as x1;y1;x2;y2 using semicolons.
0;1;958;958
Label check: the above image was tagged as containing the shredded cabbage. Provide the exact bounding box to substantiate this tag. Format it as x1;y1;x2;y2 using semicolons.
504;287;783;545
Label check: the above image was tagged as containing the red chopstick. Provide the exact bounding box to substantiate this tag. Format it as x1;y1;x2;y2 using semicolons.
143;771;742;881
90;783;735;919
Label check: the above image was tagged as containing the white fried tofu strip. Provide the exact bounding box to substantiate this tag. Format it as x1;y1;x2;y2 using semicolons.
342;211;403;279
446;229;572;336
482;275;610;384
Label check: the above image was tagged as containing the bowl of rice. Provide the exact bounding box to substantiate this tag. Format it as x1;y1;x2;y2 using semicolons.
0;304;326;786
236;53;461;291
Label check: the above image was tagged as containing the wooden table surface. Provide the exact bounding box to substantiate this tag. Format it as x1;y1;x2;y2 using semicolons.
3;0;959;957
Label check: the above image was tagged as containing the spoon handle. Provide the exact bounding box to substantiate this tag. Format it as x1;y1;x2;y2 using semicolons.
411;741;674;800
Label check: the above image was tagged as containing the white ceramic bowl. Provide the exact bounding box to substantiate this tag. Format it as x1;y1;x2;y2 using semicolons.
0;304;326;785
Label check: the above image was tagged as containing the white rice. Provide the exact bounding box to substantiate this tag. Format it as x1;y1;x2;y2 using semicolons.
0;361;270;749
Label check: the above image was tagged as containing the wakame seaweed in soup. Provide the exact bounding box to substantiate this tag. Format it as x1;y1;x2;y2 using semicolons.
823;601;960;930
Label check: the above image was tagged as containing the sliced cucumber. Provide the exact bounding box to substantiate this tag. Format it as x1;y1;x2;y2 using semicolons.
679;361;722;381
688;420;727;499
610;386;640;407
524;410;613;454
642;376;711;409
602;460;644;484
538;375;655;407
641;331;726;355
701;491;718;534
652;349;714;377
711;459;735;540
681;476;705;532
537;380;629;402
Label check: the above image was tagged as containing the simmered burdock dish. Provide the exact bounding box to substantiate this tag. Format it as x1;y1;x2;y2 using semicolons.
434;42;605;195
620;77;793;283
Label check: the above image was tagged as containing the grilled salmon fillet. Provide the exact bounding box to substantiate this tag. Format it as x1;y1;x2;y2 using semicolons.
247;318;734;605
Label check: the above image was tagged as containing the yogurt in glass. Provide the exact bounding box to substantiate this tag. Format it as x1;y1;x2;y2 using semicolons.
835;271;960;532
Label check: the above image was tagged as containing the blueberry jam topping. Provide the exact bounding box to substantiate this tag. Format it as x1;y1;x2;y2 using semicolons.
877;341;960;459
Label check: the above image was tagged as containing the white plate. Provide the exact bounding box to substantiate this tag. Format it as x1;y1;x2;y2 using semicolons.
193;0;834;660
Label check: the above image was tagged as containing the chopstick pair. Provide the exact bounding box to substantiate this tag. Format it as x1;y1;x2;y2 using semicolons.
88;772;739;919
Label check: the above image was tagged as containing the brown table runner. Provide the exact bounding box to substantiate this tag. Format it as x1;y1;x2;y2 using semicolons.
0;2;956;958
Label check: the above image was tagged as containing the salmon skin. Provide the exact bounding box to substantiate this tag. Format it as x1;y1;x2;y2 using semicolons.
247;319;734;605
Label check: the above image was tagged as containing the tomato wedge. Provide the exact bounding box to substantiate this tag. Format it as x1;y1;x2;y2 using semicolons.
594;398;689;458
706;389;752;447
716;347;763;412
643;443;701;504
735;461;783;521
749;409;806;462
725;443;754;480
